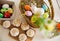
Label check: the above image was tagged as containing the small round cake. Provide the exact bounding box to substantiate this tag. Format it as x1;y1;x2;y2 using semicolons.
12;19;21;27
26;29;35;37
3;21;11;28
21;23;29;30
19;34;27;41
10;28;19;37
2;4;9;8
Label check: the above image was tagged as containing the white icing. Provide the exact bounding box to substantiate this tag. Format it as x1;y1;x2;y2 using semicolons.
26;29;35;37
3;21;11;28
10;28;19;37
21;24;29;30
19;34;27;41
12;19;21;27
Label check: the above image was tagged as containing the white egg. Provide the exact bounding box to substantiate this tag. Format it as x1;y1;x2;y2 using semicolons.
31;4;37;13
2;4;9;8
37;8;44;15
3;21;11;28
19;34;27;41
26;29;35;37
10;28;19;37
31;4;44;15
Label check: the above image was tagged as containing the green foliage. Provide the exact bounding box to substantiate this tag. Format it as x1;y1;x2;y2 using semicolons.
48;20;52;24
34;17;45;26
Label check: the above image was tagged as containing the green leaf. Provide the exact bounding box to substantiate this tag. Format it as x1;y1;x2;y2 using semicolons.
31;15;38;23
48;20;52;24
34;17;45;26
39;25;45;31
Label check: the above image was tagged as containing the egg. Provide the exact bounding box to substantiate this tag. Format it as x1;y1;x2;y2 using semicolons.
31;4;37;13
4;12;11;18
8;8;13;13
0;13;3;18
2;4;9;8
43;12;49;19
25;11;32;16
31;4;45;15
42;4;48;11
10;28;19;37
36;8;44;15
3;21;11;28
1;8;7;13
19;34;27;41
24;5;31;10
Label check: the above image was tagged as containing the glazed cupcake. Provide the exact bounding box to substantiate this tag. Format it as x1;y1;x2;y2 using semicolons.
19;34;27;41
12;19;21;27
21;23;29;30
10;28;19;37
26;29;35;37
3;21;11;28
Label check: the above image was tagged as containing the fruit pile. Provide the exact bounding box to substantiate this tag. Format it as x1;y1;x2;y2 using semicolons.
0;4;13;18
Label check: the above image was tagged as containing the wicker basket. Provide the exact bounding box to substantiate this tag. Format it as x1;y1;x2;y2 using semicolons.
19;0;54;28
0;0;15;20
